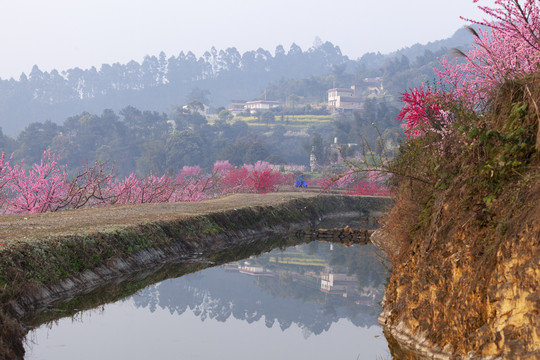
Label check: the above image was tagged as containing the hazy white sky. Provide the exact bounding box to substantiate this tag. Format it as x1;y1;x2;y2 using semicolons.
0;0;486;80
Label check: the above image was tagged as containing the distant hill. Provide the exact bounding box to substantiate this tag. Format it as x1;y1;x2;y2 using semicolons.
355;27;474;71
388;27;474;61
0;29;474;136
262;28;476;106
0;43;347;136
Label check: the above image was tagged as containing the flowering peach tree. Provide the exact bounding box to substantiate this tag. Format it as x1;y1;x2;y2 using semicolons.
399;0;540;135
0;149;292;214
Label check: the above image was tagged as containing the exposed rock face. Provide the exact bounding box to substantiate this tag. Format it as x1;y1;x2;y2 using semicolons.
379;184;540;359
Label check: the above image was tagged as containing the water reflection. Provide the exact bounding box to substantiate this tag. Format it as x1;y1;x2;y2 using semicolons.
25;242;391;360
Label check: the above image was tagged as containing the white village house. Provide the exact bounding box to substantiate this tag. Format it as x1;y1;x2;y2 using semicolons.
229;100;280;114
327;86;363;113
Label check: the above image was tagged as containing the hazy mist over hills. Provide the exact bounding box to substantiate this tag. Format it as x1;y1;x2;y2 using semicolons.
0;28;473;136
0;27;476;180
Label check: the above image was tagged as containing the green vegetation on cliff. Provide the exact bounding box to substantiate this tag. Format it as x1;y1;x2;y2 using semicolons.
380;46;540;360
377;2;540;358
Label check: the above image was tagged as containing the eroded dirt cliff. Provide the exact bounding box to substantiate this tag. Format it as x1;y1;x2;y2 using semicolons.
380;166;540;359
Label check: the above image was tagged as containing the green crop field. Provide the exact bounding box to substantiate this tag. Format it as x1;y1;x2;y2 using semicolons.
232;115;333;129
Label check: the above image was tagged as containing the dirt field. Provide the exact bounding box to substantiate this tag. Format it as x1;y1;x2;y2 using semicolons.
0;192;318;243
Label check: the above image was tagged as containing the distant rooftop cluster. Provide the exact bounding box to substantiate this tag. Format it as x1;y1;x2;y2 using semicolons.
229;100;280;115
229;77;383;115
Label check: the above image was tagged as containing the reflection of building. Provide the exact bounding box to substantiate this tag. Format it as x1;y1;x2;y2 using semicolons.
327;86;363;113
239;262;274;277
320;273;357;297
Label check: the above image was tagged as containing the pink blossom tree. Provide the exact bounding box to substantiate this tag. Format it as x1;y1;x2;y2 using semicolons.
0;148;298;214
397;0;540;140
311;166;390;196
172;166;212;202
5;148;69;213
107;172;176;204
59;161;116;209
344;170;391;196
436;0;540;108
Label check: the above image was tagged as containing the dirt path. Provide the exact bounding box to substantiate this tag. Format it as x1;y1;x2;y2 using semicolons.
0;192;318;243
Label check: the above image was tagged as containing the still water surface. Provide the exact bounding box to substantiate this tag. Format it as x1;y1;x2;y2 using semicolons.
25;241;390;359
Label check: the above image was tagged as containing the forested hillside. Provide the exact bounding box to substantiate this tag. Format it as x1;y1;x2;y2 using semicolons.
0;43;345;135
0;28;476;179
0;29;473;136
380;1;539;357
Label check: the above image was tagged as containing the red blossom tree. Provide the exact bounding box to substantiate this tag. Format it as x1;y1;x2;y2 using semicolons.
397;86;444;138
245;168;285;194
344;181;390;196
397;0;540;137
220;167;250;194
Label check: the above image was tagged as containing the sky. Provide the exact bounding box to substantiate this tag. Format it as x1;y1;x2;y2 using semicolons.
0;0;487;80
